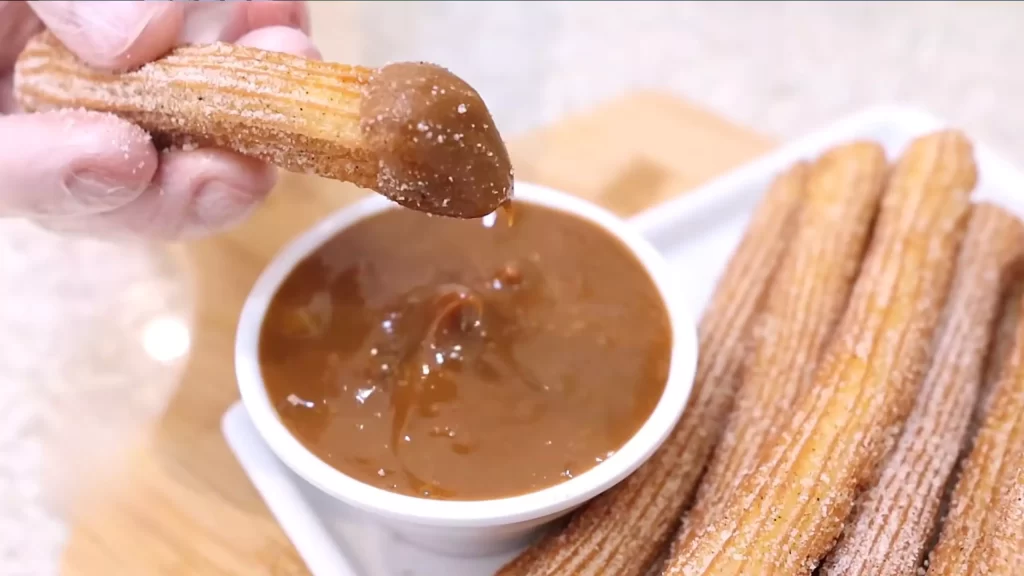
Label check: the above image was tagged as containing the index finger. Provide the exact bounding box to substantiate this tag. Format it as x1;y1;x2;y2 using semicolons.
28;1;184;71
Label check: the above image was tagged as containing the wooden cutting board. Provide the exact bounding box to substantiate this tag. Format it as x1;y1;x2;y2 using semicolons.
60;92;773;576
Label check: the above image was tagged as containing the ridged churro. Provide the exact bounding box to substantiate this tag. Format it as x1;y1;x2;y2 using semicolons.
499;163;808;576
979;458;1024;573
668;130;974;574
927;286;1024;575
819;203;1024;576
13;31;513;218
668;142;887;564
979;279;1024;413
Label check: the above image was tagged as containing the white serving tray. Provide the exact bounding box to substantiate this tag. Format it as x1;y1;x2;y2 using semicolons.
222;106;1024;576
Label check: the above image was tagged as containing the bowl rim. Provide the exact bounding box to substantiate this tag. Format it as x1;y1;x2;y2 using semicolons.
235;181;698;527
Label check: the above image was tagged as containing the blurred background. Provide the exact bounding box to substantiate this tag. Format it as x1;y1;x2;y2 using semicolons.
3;1;1022;574
335;2;1024;159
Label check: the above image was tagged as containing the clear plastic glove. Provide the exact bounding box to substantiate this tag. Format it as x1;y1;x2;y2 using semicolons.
0;1;320;239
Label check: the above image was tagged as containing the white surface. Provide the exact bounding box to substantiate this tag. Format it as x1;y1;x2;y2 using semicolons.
234;184;699;555
336;2;1024;168
225;105;1024;575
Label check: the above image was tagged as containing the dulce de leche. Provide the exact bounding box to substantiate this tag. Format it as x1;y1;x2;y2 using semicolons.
260;203;672;500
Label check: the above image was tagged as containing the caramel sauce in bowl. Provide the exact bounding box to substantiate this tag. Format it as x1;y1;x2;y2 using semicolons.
235;183;698;556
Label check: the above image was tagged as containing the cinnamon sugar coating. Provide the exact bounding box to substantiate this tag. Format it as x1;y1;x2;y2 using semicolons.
928;280;1024;575
669;142;887;569
499;163;808;576
821;203;1024;576
667;131;975;574
14;32;512;218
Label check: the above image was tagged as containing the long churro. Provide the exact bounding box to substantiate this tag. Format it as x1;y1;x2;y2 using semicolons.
668;142;887;562
819;203;1024;576
499;163;808;576
927;285;1024;575
980;457;1024;573
13;31;513;218
668;130;974;575
979;279;1024;413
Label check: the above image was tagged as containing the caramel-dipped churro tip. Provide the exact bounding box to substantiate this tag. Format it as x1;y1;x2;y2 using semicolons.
14;32;513;219
360;62;513;218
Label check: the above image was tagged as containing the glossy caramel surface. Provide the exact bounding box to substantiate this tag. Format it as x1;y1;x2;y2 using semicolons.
260;203;671;500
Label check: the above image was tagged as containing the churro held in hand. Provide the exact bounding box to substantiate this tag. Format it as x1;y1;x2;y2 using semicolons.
668;131;974;575
928;286;1024;575
499;163;808;576
667;142;887;565
14;31;513;218
820;203;1024;576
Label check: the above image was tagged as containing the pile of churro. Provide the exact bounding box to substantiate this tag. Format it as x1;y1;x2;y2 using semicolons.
501;131;1024;575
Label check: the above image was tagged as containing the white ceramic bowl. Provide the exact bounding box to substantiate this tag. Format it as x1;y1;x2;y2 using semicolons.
236;182;698;556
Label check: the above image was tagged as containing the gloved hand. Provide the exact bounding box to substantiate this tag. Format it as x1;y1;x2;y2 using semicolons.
0;1;320;238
